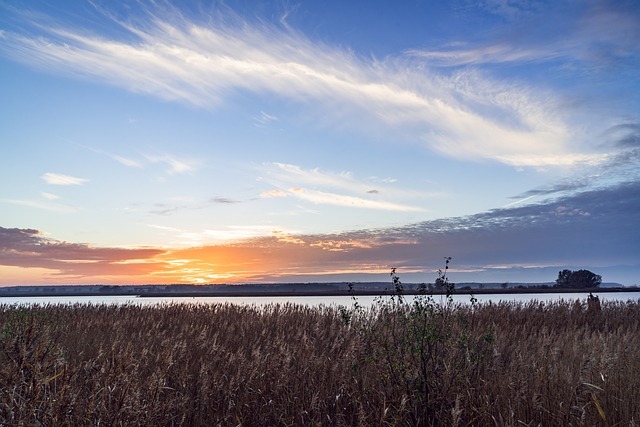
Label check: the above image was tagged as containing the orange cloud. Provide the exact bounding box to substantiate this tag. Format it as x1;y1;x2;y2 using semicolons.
0;227;168;284
0;226;418;284
310;239;374;252
260;189;288;198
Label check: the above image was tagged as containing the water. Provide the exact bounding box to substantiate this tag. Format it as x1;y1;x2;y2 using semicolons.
0;292;638;307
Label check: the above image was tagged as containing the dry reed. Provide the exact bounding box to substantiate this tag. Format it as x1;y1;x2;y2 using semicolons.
0;298;638;426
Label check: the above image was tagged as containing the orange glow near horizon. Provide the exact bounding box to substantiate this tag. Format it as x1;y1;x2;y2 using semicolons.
0;228;411;285
0;243;315;285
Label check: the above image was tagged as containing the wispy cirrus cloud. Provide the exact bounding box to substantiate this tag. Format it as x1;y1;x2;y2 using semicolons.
145;154;200;175
261;163;427;198
87;146;144;169
260;189;288;198
40;192;60;201
412;1;640;69
174;225;297;246
89;146;200;174
111;154;143;168
147;224;183;232
263;163;364;192
259;162;426;212
508;120;640;202
41;172;88;186
2;191;74;213
288;187;423;212
2;199;75;213
409;42;561;67
0;2;603;167
253;110;279;128
145;193;248;217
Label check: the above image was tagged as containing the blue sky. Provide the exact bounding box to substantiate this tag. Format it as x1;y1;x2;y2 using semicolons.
0;0;639;285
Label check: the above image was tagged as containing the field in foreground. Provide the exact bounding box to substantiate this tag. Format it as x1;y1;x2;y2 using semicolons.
1;298;639;426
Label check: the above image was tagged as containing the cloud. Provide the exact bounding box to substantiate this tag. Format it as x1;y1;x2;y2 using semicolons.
253;110;279;127
0;227;167;279
2;180;638;284
2;199;75;213
475;0;542;20
41;172;88;186
412;1;640;69
2;191;74;213
603;123;640;149
0;2;605;167
112;155;143;168
147;224;183;232
288;187;422;212
387;180;640;268
262;162;426;198
149;203;184;216
259;162;426;211
191;225;290;244
41;192;60;201
502;195;535;208
255;180;640;281
145;154;199;175
210;197;241;204
509;121;640;202
145;195;246;216
310;239;376;252
260;189;288;198
404;1;638;170
273;230;305;245
409;43;556;67
91;146;202;173
264;163;362;191
370;176;398;184
511;178;593;199
86;146;144;168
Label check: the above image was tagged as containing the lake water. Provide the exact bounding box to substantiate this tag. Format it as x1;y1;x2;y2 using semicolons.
1;292;639;308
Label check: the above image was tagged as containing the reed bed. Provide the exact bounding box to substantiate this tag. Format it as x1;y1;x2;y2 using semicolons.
0;298;639;426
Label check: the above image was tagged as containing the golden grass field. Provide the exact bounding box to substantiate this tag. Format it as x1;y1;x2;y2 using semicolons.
1;297;639;426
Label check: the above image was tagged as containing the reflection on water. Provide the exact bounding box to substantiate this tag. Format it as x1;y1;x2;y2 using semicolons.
0;292;639;307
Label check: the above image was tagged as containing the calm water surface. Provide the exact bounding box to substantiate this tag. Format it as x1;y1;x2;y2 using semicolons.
1;292;639;307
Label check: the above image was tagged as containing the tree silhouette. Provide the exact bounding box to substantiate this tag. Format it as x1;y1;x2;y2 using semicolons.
555;269;602;289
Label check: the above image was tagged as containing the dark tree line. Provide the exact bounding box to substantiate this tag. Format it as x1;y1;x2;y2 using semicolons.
555;269;602;289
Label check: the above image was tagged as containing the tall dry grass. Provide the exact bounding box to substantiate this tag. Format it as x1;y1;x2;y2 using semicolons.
0;298;638;426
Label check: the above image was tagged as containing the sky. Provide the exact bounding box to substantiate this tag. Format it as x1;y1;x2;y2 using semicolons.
0;0;639;286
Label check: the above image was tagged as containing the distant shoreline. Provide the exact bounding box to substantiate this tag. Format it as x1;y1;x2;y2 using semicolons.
136;287;640;298
1;286;637;298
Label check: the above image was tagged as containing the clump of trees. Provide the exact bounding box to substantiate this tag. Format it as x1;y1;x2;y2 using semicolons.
555;269;602;289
